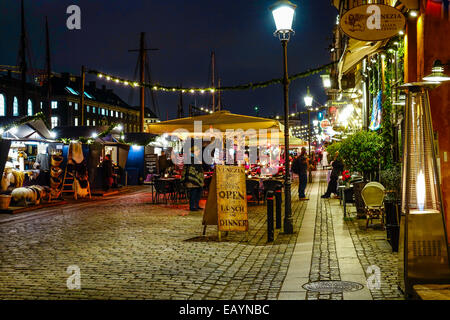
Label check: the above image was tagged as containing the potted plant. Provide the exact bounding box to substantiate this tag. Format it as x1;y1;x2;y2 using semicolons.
380;165;402;252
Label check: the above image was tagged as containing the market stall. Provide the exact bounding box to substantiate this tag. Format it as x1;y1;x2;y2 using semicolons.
0;118;66;213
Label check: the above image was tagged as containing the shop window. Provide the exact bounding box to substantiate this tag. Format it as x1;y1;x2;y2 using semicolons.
13;97;19;116
0;94;5;116
51;116;58;129
27;99;33;116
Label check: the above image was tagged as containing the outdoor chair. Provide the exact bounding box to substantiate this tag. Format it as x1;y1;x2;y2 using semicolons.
246;179;261;204
174;179;188;203
361;182;386;229
153;179;172;204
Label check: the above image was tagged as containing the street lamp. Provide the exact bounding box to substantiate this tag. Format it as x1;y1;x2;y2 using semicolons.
304;86;313;155
271;0;297;235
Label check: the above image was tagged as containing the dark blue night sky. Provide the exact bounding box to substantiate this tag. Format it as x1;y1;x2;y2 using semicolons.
0;0;337;121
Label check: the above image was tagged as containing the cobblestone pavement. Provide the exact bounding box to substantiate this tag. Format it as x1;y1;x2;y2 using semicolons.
345;215;404;300
0;182;310;300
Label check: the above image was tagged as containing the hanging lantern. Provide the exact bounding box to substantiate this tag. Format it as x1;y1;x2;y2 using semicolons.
398;82;450;297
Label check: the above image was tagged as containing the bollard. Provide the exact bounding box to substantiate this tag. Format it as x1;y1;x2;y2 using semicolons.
267;190;274;242
275;187;282;229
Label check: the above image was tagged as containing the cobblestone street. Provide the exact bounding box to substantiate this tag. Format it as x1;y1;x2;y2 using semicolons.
0;171;403;300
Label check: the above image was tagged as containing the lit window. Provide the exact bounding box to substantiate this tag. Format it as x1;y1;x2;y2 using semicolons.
92;106;96;113
74;117;79;126
74;103;78;110
40;102;43;110
51;116;58;129
51;101;58;109
121;112;123;118
69;101;72;106
116;111;119;118
111;110;114;117
84;92;94;99
87;119;90;126
98;107;101;114
0;94;5;116
87;105;90;112
93;120;96;126
65;87;79;95
101;108;105;116
13;97;19;116
27;99;33;116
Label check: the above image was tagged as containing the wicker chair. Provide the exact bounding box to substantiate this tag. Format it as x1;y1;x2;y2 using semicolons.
361;182;386;229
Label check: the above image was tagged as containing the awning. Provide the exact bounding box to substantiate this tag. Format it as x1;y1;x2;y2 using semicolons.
339;38;387;76
0;119;54;142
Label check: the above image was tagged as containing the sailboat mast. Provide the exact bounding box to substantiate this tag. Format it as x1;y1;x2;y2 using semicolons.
45;16;52;120
20;0;27;115
140;32;145;132
211;51;215;112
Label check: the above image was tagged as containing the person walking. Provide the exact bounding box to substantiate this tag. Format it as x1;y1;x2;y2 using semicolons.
321;151;344;198
181;146;204;212
292;147;309;200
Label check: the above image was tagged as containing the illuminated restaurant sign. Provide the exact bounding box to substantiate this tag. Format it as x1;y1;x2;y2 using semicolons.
340;4;406;41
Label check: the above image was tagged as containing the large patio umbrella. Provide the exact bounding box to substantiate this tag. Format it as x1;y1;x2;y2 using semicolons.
147;110;283;136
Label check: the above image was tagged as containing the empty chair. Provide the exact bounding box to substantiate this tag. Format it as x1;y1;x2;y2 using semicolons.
361;182;386;229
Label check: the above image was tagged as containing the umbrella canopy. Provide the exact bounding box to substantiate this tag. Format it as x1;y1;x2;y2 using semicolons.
147;110;283;136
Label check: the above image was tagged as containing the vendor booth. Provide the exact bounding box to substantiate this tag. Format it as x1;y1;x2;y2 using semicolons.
0;118;65;213
53;126;131;194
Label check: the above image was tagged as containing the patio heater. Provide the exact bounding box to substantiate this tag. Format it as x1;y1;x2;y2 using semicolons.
398;82;450;297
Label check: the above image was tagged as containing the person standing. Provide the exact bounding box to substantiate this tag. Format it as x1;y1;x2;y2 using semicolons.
101;154;113;191
292;147;309;200
322;151;344;198
182;146;204;212
158;150;173;175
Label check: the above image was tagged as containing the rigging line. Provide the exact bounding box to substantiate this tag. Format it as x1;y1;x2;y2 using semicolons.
127;55;140;108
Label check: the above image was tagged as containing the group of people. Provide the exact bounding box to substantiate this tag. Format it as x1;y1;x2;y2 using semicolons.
292;147;344;200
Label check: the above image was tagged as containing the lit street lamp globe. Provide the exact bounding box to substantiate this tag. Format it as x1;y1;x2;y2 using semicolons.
271;0;297;39
304;86;313;108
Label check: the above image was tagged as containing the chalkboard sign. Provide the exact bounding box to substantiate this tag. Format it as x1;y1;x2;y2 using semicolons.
145;154;158;175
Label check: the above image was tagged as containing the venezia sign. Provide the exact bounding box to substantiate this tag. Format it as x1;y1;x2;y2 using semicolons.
340;4;406;41
202;165;248;239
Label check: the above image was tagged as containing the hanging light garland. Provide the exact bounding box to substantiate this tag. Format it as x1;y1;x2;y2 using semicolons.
87;61;337;94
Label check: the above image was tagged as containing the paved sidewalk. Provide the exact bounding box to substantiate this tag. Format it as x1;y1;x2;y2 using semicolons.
279;170;403;300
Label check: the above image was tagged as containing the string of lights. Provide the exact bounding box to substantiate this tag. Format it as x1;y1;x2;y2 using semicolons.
86;61;337;94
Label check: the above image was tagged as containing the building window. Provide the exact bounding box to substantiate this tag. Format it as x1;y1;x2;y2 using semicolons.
92;106;96;113
92;120;96;126
115;111;119;118
98;107;101;115
40;101;43;110
51;101;58;109
86;119;90;126
74;117;79;126
51;117;58;129
69;102;72;106
121;112;123;118
13;97;19;116
74;103;78;110
65;86;79;95
27;99;33;116
0;94;5;116
87;105;90;112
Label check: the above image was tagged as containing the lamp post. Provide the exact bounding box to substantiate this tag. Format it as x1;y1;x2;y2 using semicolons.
271;0;296;234
304;86;313;155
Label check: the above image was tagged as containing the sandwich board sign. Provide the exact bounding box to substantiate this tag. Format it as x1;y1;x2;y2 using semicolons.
202;165;249;241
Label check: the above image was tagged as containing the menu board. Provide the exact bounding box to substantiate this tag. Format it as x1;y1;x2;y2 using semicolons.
145;153;158;175
203;165;248;235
